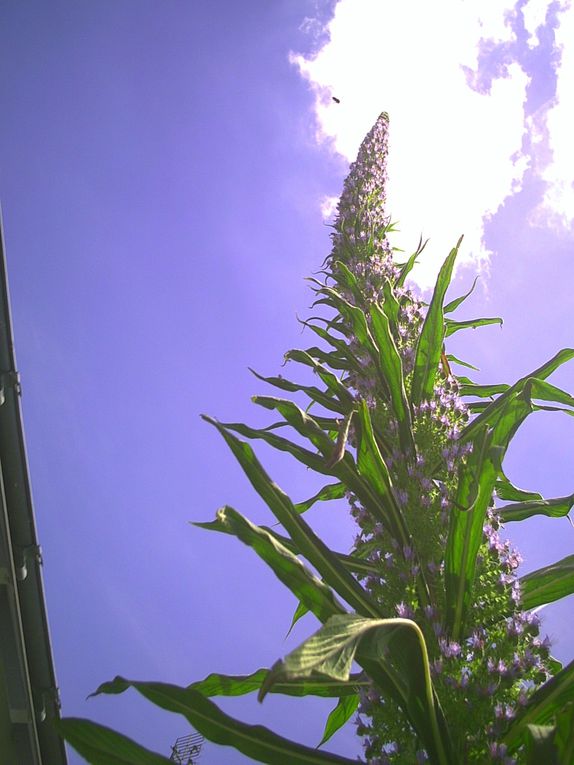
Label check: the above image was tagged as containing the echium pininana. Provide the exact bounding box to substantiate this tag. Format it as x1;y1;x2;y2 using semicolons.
324;113;552;764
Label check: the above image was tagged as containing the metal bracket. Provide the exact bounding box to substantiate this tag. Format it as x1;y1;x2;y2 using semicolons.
0;370;22;405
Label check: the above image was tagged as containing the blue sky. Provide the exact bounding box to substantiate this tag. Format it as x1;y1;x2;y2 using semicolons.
1;2;573;763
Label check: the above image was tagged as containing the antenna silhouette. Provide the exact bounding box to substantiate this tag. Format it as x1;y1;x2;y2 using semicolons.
169;731;204;764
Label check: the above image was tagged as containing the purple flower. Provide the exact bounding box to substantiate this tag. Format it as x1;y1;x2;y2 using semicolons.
395;601;414;619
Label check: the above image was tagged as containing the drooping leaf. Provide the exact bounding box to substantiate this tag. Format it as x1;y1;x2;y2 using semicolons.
317;694;359;748
444;316;503;337
519;555;574;610
500;493;574;522
260;614;453;765
411;237;462;405
89;679;359;765
55;718;174;765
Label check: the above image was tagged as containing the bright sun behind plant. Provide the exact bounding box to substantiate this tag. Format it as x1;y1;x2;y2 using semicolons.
58;113;574;765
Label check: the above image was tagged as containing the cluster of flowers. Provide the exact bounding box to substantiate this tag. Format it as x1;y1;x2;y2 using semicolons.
325;113;551;763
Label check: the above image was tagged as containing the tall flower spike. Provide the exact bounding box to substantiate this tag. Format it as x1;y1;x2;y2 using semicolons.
329;112;398;298
324;114;552;764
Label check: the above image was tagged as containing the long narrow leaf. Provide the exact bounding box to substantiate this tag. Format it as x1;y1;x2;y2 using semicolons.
519;555;574;610
250;367;349;414
461;349;574;443
495;474;543;502
444;316;502;337
203;416;381;618
55;718;173;765
411;238;462;405
189;669;367;699
211;506;347;622
91;679;359;765
446;385;533;639
500;493;574;522
193;514;380;578
369;301;415;454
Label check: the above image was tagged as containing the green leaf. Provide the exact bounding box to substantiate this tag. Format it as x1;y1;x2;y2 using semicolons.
211;506;347;623
519;555;574;610
55;718;174;765
525;724;559;765
189;669;366;699
194;513;379;579
298;320;362;373
249;368;348;414
527;377;574;413
444;316;503;337
500;493;574;522
91;679;359;765
203;416;381;619
287;600;311;636
294;483;346;514
502;660;574;754
282;350;355;405
446;354;479;372
443;276;478;314
461;348;574;443
555;702;574;764
396;235;428;287
369;301;415;454
290;345;353;372
445;425;501;639
219;419;330;475
317;694;359;748
446;384;534;639
355;400;410;549
495;474;543;502
411;237;462;404
260;614;453;765
459;382;510;398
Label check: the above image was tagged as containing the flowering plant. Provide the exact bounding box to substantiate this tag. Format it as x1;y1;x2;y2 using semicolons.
58;113;574;764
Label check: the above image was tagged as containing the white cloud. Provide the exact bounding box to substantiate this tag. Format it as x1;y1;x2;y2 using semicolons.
320;194;339;222
522;0;551;48
291;0;531;289
534;3;574;229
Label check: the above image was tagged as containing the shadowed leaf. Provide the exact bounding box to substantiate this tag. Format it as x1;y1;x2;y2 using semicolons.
55;718;173;765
